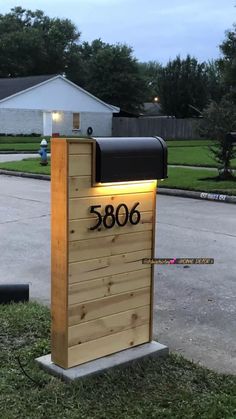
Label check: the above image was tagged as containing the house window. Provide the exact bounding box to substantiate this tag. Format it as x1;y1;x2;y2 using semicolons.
73;113;80;130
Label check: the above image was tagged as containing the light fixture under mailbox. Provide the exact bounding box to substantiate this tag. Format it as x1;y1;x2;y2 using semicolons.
94;136;168;183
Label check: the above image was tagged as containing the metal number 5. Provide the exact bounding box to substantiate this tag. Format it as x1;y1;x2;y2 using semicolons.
89;205;102;230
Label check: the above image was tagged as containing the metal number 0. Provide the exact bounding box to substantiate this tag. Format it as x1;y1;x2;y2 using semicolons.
116;203;129;227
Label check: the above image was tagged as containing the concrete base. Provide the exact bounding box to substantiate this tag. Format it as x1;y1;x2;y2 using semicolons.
36;341;169;382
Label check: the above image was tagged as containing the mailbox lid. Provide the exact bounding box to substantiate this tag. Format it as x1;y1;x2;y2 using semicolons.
95;137;167;183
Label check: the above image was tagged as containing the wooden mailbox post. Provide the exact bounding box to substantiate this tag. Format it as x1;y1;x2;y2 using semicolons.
51;137;167;369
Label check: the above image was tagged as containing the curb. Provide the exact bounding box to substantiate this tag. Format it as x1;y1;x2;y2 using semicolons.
158;187;236;204
0;169;50;181
1;169;236;204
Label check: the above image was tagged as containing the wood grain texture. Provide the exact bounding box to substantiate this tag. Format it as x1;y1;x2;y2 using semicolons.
67;324;150;367
69;176;156;198
51;138;157;369
69;192;153;220
69;154;91;177
51;139;68;368
69;143;92;155
68;287;150;326
69;211;153;241
68;306;150;347
69;249;152;283
68;231;152;263
68;268;151;304
150;184;157;340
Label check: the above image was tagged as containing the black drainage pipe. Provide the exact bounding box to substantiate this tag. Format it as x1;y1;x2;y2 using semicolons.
0;284;29;304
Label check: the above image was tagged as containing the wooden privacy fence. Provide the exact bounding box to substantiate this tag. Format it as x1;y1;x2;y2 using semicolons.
112;117;202;139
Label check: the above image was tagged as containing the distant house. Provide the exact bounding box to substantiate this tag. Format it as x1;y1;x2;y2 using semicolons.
0;74;119;136
141;102;162;117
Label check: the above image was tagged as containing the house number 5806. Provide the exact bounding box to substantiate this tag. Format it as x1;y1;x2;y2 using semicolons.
89;202;141;230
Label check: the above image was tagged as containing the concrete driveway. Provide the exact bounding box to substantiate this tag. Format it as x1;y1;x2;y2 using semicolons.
0;175;50;302
0;174;235;374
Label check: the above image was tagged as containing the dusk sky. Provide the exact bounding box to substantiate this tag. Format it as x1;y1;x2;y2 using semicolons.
0;0;235;64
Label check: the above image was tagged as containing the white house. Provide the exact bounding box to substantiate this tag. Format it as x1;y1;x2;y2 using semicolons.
0;75;119;136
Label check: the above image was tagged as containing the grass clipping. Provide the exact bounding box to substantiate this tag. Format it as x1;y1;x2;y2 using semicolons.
0;302;236;418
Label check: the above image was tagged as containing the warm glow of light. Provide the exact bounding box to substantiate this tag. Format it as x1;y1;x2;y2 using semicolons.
94;180;157;195
52;112;61;122
154;96;159;102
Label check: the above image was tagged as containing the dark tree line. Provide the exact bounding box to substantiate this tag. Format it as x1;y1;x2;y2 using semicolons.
0;6;236;119
0;7;147;112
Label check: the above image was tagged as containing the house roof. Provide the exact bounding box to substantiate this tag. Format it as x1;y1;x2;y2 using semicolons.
0;75;56;101
0;74;120;113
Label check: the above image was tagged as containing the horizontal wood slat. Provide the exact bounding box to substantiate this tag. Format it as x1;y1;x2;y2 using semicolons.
69;143;92;155
69;155;91;177
69;176;156;198
69;192;153;220
68;287;150;326
68;231;152;263
69;249;152;283
68;305;150;347
69;211;153;241
67;324;150;367
68;269;151;304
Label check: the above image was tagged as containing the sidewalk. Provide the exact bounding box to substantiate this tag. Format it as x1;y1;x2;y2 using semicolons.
169;164;235;172
0;153;37;162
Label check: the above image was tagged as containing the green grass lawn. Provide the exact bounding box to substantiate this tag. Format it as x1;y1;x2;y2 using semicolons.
168;146;213;166
0;135;83;152
168;146;236;168
159;167;236;195
0;136;43;143
166;139;213;147
0;158;50;175
0;143;42;151
0;136;51;152
1;302;236;419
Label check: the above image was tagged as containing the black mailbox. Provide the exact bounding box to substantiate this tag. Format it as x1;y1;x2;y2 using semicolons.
226;132;236;145
94;136;167;183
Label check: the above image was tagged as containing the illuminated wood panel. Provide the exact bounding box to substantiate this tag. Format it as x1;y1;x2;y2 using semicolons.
51;138;157;369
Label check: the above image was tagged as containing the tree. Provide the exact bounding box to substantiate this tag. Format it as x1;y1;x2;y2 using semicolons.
68;39;148;112
0;7;80;76
219;24;236;98
157;55;209;118
205;60;225;102
0;9;147;111
200;97;236;179
138;61;162;102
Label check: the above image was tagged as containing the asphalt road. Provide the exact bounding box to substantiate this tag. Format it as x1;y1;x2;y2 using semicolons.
0;175;235;374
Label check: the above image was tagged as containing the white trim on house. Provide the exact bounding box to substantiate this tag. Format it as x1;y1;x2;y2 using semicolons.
43;112;53;136
0;75;120;113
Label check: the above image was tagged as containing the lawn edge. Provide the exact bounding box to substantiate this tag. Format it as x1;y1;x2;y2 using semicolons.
0;169;50;181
